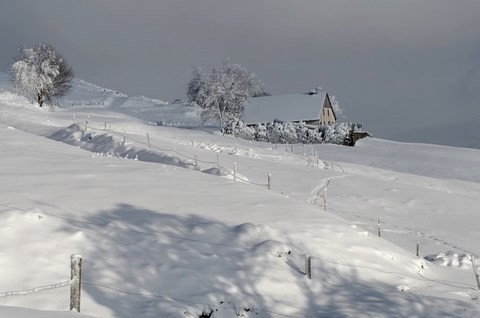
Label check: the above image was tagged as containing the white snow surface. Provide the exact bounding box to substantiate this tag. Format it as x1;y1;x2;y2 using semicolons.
1;73;480;317
241;93;326;125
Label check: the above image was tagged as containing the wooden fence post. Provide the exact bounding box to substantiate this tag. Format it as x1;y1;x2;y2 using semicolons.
84;120;88;131
267;173;271;190
471;255;480;290
323;188;327;211
70;254;82;312
416;242;420;258
305;255;312;279
147;133;151;149
195;154;198;167
377;219;381;237
216;154;220;170
233;162;237;181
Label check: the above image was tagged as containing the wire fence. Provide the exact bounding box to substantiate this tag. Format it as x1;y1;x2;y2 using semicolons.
1;202;478;307
0;278;75;298
3;186;476;284
82;281;324;318
1;117;478;316
1;196;479;317
76;115;340;190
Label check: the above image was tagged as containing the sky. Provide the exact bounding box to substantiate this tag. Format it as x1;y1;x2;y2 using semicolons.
1;0;480;147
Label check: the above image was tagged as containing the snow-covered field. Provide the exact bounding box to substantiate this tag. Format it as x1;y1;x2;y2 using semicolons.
1;73;480;317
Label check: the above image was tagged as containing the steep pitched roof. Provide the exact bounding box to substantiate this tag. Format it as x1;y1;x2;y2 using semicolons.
241;93;328;125
323;93;337;121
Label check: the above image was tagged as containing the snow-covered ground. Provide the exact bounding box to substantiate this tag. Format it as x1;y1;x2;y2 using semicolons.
1;73;480;317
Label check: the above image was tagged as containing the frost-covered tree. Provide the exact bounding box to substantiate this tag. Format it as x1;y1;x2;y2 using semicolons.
187;60;267;133
186;66;206;105
330;95;343;118
11;44;74;107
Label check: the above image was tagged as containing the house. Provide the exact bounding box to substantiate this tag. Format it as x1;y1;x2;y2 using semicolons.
241;91;336;126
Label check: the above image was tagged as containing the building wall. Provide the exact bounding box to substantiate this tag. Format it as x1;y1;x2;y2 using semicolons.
305;119;320;125
319;98;336;125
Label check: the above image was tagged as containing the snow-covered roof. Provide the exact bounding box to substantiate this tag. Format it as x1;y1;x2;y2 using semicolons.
241;93;327;125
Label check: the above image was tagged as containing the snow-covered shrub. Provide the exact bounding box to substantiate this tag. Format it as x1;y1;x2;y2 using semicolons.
323;123;351;145
322;125;335;144
11;43;74;107
233;120;255;140
295;122;311;144
282;122;299;144
254;123;268;142
233;120;358;145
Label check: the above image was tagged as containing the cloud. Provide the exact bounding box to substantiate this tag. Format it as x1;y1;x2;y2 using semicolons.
1;0;480;146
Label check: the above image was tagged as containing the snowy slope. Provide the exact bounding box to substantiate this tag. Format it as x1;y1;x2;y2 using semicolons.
58;77;203;128
1;75;480;317
0;306;95;318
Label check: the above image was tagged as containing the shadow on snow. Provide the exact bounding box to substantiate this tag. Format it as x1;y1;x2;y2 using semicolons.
55;204;472;318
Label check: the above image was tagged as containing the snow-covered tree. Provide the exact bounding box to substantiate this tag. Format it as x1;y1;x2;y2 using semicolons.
187;60;267;133
330;95;343;118
186;66;206;106
11;44;74;107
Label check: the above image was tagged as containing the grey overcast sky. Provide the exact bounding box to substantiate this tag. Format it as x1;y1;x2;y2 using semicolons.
1;0;480;147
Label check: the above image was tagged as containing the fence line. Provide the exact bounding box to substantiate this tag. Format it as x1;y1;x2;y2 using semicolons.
310;254;476;290
82;281;321;318
79;118;274;188
328;206;479;259
0;252;473;317
0;118;475;314
81;271;477;317
3;199;474;291
78;117;336;172
0;278;75;298
2;202;476;294
1;204;478;316
0;203;285;256
219;166;269;187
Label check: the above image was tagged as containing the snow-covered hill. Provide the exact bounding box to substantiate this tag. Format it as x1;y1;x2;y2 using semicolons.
1;75;480;317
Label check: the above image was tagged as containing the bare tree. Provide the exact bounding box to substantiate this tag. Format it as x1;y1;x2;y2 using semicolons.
11;43;74;107
187;60;268;133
